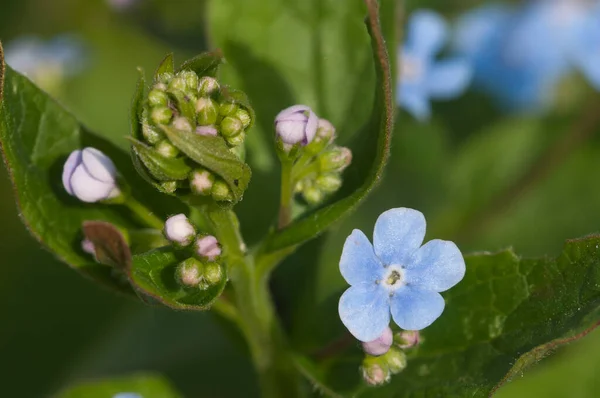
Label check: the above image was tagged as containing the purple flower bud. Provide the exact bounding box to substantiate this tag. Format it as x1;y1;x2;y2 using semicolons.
274;105;318;145
395;330;421;349
81;238;96;256
62;148;121;203
164;214;196;246
195;235;221;261
362;326;393;356
361;359;390;386
195;125;218;136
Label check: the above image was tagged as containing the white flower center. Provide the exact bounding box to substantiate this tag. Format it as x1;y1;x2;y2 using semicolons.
399;54;424;83
379;264;406;295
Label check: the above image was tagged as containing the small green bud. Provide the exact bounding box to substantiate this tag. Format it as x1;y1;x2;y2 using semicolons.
172;116;193;132
382;348;407;375
204;262;223;285
159;181;178;194
226;131;246;147
151;106;173;125
179;70;199;92
196;97;219;126
319;146;352;173
198;76;220;96
211;180;233;202
168;76;187;93
176;257;203;287
220;116;243;138
189;168;215;195
148;89;169;107
219;102;238;116
142;122;164;145
361;356;390;386
315;173;342;194
305;119;335;155
155;140;179;158
235;108;252;129
394;330;420;349
303;186;324;205
156;72;173;85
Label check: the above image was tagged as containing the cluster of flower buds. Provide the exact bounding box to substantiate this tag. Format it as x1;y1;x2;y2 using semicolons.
274;106;352;205
132;55;254;202
164;214;224;290
360;327;420;386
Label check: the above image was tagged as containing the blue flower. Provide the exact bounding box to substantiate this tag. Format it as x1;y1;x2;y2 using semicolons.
398;10;472;121
570;3;600;90
338;208;465;342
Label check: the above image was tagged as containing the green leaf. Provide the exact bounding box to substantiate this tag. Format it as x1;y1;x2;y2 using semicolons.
259;0;395;253
155;52;175;78
0;44;183;293
161;125;251;203
57;373;182;398
177;49;224;77
343;235;600;397
129;246;228;310
130;138;191;181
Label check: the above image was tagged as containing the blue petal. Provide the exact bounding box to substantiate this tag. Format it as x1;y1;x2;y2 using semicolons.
570;10;600;90
397;84;431;121
405;239;466;292
453;5;511;59
427;59;472;99
339;229;383;286
407;10;448;58
390;286;445;330
373;208;426;266
338;284;390;342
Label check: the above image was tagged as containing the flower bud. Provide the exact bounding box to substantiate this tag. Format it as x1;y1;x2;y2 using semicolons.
148;89;169;107
176;257;203;287
274;104;318;145
303;186;324;205
156;72;173;85
62;148;121;203
172;116;193;132
198;76;220;96
235;108;252;129
219;102;238;116
195;125;218;136
319;146;352;172
82;238;96;256
195;235;221;261
226;131;246;147
155;140;179;158
164;214;196;246
362;326;393;356
196;97;218;126
204;262;224;285
211;180;233;202
159;181;177;194
142;122;164;145
306;118;336;155
361;357;390;386
151;106;173;125
168;76;187;93
394;330;421;349
382;348;407;374
180;70;198;91
221;116;243;138
190;168;215;195
315;173;342;194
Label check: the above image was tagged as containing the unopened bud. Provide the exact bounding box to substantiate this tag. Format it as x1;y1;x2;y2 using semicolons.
168;76;187;93
306;118;336;155
190;168;215;195
195;125;218;136
319;146;352;172
195;235;221;261
176;257;203;287
172;116;192;132
196;97;218;125
82;238;96;256
362;327;393;356
361;357;390;386
382;348;407;374
198;76;220;96
164;214;196;246
226;131;246;147
315;173;342;194
148;89;169;107
151;106;173;125
155;140;179;158
62;148;121;203
235;108;252;128
142;122;164;145
221;116;243;138
274;104;318;146
204;262;223;285
180;70;198;92
219;102;238;116
156;72;173;85
211;180;233;202
159;181;177;194
303;186;324;205
394;330;421;349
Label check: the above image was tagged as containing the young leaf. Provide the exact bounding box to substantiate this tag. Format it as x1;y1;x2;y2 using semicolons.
0;43;183;293
130;138;191;181
129;247;228;310
177;49;224;77
57;373;182;398
155;53;175;78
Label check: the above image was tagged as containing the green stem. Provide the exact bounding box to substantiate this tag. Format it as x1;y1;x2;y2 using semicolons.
207;207;303;397
123;196;164;230
278;159;294;229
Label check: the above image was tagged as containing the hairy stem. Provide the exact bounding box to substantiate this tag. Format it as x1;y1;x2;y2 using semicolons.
124;196;164;230
278;159;294;229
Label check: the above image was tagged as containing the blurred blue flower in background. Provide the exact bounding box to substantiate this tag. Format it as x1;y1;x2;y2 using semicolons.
397;10;472;121
107;0;139;12
455;0;600;112
4;34;87;94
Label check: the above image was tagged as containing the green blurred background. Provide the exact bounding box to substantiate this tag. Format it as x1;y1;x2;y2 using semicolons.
2;0;600;397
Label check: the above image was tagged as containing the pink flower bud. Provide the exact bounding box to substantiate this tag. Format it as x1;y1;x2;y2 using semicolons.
362;326;393;356
164;214;196;246
195;235;221;261
274;105;318;145
62;148;121;203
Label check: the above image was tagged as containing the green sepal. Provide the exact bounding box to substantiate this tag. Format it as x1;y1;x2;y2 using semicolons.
154;52;174;80
129;246;228;310
129;138;191;181
220;85;255;131
177;49;224;78
161;125;251;203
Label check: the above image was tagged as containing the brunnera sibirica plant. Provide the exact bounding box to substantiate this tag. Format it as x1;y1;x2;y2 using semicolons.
3;0;600;397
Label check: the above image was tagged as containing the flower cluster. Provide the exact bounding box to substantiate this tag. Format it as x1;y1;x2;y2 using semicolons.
455;0;600;111
164;214;224;290
397;11;472;121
